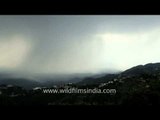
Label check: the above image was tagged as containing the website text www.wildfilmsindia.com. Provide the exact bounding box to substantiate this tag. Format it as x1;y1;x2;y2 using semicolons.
42;88;116;94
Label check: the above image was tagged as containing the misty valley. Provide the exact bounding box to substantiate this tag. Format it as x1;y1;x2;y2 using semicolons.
1;63;160;106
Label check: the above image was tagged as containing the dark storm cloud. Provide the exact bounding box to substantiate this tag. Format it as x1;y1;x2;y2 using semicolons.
1;15;160;74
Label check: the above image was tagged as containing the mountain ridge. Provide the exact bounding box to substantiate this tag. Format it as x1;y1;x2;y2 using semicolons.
1;62;160;89
78;62;160;85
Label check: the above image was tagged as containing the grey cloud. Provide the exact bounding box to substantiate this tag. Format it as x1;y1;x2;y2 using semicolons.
1;15;160;75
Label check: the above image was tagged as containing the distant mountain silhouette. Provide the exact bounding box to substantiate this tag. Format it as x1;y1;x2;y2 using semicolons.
1;62;160;106
78;74;118;85
78;62;160;85
76;62;160;105
0;78;41;89
122;63;160;76
0;73;89;89
1;62;160;90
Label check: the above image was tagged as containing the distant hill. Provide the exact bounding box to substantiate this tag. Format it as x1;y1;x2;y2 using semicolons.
0;73;91;89
76;62;160;105
1;62;160;90
1;62;160;106
78;63;160;85
122;63;160;76
0;78;41;89
78;74;118;85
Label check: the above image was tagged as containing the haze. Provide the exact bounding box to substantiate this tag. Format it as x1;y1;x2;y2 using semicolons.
0;15;160;75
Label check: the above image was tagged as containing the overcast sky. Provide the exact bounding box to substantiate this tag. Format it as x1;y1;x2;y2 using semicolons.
0;15;160;75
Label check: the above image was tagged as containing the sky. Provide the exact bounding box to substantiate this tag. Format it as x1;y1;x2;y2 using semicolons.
0;15;160;75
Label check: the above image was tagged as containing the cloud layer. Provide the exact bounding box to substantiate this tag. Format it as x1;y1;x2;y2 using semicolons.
0;15;160;75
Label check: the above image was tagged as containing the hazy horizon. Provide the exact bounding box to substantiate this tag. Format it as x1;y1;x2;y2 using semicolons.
0;15;160;76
